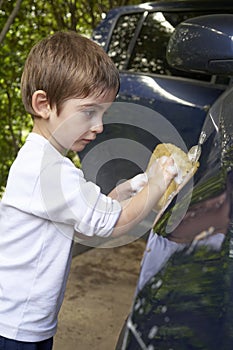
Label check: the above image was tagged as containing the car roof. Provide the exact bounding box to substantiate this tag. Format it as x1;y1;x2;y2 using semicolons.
111;0;233;14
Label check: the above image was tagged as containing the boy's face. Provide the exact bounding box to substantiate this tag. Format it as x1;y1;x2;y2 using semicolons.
45;90;116;153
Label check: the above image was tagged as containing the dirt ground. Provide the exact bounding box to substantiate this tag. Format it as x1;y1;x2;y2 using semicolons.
53;238;146;350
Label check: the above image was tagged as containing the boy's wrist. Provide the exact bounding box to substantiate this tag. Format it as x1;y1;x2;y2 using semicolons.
147;178;164;196
129;173;148;195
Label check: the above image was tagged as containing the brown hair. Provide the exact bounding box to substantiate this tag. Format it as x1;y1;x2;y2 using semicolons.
21;31;120;115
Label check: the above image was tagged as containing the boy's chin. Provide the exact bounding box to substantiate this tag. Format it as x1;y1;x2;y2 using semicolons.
70;143;86;153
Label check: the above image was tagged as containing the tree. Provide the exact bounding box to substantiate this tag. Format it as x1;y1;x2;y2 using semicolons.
0;0;141;192
0;0;23;44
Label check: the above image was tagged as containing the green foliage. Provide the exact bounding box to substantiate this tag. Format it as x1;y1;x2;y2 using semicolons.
0;0;141;193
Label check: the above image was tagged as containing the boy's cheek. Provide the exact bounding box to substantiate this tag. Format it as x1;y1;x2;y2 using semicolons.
52;122;86;148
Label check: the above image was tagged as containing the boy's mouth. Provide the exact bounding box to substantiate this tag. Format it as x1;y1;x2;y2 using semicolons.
82;138;95;143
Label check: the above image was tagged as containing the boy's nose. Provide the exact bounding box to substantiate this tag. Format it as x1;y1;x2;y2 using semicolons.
91;123;103;134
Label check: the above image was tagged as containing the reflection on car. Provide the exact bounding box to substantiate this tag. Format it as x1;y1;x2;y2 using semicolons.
116;13;233;350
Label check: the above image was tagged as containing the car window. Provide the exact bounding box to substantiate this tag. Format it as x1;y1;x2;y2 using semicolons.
108;13;142;70
108;10;232;82
128;11;175;75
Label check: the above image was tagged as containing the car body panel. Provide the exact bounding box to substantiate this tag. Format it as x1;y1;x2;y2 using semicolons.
118;73;225;149
118;83;233;350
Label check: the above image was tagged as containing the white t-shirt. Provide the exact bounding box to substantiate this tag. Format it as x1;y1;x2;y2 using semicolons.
0;133;121;342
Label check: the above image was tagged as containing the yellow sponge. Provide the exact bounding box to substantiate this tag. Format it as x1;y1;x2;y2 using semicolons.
146;143;199;211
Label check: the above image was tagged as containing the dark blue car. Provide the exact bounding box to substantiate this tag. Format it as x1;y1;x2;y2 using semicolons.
80;2;233;348
114;12;233;350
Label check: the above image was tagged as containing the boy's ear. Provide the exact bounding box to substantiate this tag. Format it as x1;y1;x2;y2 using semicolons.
32;90;51;119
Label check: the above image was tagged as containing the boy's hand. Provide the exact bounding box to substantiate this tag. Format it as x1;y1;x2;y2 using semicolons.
111;156;178;237
109;173;148;201
147;156;177;193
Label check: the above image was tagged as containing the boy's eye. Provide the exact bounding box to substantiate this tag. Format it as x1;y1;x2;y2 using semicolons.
84;109;96;118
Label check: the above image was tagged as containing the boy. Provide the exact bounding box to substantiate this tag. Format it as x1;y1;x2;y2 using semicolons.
0;31;176;349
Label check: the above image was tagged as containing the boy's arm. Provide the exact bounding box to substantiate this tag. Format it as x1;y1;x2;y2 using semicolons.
110;156;176;237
